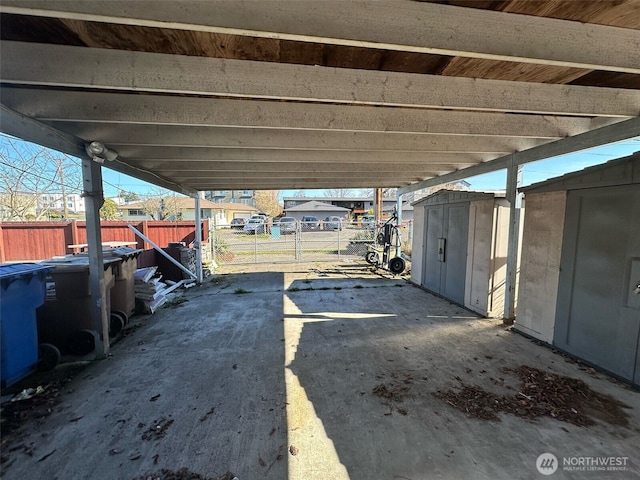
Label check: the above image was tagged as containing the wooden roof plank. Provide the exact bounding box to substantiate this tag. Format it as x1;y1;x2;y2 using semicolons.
3;0;639;72
3;88;601;139
2;42;638;117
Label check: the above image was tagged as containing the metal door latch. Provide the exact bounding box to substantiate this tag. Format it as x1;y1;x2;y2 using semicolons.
634;283;640;295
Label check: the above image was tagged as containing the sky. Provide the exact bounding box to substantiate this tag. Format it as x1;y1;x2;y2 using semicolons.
2;134;639;200
98;137;640;199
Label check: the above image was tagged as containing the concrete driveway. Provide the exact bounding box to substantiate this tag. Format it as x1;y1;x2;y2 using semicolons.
1;262;638;479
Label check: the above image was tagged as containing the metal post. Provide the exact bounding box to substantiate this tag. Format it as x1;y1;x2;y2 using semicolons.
254;228;258;263
194;193;203;283
337;224;341;260
395;194;403;258
81;157;109;358
504;156;523;323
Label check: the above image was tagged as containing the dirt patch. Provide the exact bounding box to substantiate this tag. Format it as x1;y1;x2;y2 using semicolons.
372;371;415;415
132;468;236;480
433;365;631;427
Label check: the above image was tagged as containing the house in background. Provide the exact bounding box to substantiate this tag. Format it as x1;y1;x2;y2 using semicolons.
283;200;350;222
283;196;398;217
39;193;85;214
119;197;223;221
209;202;258;225
205;190;256;207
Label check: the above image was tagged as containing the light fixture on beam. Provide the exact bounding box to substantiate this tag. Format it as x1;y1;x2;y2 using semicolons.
85;141;118;163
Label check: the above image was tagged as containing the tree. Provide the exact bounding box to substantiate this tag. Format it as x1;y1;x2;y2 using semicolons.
119;190;140;203
254;190;283;217
324;189;357;198
140;189;182;220
0;134;82;221
100;197;119;220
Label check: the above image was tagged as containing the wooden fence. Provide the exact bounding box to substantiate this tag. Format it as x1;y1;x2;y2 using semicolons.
0;220;209;262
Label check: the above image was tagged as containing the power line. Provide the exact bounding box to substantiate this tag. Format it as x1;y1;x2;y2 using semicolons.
0;159;84;194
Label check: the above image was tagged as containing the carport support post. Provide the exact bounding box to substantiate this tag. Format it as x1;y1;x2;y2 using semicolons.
82;157;109;357
504;156;523;324
194;193;203;283
396;195;403;257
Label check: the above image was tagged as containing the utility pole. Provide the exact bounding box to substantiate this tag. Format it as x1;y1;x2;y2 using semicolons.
375;187;383;223
58;158;68;218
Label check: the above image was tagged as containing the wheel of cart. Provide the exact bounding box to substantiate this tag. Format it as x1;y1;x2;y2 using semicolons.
66;329;98;356
388;257;406;275
37;343;61;372
365;250;379;265
109;311;126;337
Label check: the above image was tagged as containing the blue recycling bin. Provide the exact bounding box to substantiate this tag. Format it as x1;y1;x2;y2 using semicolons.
0;264;51;388
271;225;281;239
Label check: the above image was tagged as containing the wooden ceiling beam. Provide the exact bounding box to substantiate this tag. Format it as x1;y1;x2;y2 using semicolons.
147;162;471;174
68;125;539;154
19;90;600;139
3;0;639;73
2;42;638;117
115;148;492;164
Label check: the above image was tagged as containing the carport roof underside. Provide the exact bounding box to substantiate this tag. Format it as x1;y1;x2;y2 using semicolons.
1;1;639;196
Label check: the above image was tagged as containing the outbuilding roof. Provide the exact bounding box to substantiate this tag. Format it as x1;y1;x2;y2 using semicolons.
285;201;350;212
521;152;640;194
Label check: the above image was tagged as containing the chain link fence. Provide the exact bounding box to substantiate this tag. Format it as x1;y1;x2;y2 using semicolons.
210;220;412;266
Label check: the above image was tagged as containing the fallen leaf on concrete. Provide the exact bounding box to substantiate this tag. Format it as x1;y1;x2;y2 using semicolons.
268;427;276;436
199;407;215;422
109;449;123;455
129;452;142;461
289;445;298;456
433;365;631;427
69;415;84;422
142;418;175;440
37;449;56;462
150;394;161;402
259;457;266;467
131;468;237;480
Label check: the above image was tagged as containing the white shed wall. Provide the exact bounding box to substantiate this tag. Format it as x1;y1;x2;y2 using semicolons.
410;204;425;286
515;190;567;343
464;200;510;317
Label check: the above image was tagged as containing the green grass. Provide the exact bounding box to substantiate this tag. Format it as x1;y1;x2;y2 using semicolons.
233;288;252;294
163;297;188;308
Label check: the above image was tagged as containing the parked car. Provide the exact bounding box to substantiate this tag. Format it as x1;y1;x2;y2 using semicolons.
323;216;343;230
362;214;376;229
301;216;320;231
243;217;266;234
279;216;297;234
230;218;246;229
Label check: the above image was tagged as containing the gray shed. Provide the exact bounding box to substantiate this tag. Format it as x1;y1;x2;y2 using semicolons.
411;190;510;317
516;153;640;385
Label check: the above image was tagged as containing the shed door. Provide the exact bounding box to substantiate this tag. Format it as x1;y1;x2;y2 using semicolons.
554;185;640;383
421;203;469;305
442;204;469;305
422;205;443;293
